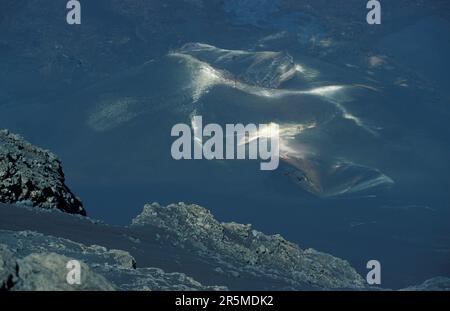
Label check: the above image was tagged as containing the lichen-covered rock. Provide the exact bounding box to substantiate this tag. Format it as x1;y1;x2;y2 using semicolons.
132;202;366;290
0;130;85;215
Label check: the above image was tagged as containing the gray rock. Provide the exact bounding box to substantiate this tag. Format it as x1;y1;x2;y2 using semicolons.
132;202;366;290
107;249;137;269
104;267;227;291
0;242;115;291
0;230;139;270
0;229;227;291
0;244;18;290
15;252;116;291
175;42;297;88
401;277;450;291
0;130;85;215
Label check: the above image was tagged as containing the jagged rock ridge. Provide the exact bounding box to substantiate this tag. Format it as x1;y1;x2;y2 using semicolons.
132;202;366;290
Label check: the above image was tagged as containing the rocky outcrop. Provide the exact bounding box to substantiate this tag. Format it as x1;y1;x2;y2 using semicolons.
132;202;366;290
0;230;227;291
1;203;448;291
0;130;85;215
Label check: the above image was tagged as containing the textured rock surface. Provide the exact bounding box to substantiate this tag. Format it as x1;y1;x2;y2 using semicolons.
0;243;115;291
0;230;227;291
15;252;116;291
132;202;366;290
0;244;17;290
401;277;450;291
0;130;85;215
1;204;448;291
103;267;227;291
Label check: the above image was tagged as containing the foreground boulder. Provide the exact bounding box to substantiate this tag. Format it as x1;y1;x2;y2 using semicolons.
0;130;85;215
15;252;116;291
0;243;115;291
